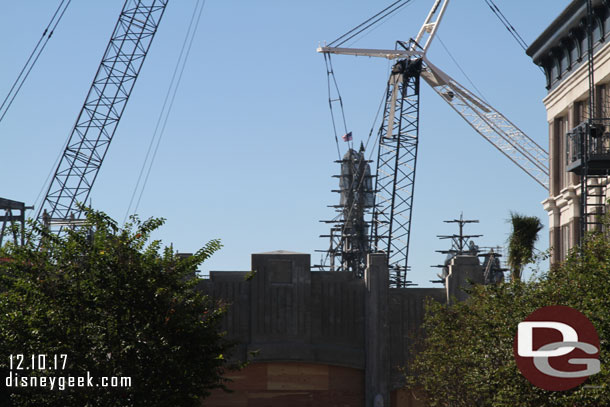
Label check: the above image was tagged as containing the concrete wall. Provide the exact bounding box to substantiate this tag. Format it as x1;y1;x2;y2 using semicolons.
445;255;484;304
389;287;446;387
200;251;365;369
200;251;478;407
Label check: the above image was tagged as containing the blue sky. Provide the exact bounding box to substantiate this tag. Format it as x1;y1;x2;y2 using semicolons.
1;1;570;285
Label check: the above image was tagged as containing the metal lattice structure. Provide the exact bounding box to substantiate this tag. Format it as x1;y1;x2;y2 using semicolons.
371;58;422;287
0;198;32;247
421;61;549;190
36;0;169;229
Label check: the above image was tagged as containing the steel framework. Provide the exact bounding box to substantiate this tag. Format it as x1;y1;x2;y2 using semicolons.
0;198;32;247
371;58;422;287
36;0;169;229
318;0;549;286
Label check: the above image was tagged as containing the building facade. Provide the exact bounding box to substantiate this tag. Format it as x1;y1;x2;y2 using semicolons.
527;0;610;262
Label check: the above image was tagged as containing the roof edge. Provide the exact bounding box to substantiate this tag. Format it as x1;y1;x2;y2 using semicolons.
527;0;587;60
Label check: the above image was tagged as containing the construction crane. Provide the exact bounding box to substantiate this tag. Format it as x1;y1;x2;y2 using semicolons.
35;0;169;231
318;0;549;286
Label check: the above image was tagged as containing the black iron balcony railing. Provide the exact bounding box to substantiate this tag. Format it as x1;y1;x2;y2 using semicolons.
566;118;610;175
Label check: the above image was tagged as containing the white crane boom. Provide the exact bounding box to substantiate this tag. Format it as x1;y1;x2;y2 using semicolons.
315;46;419;60
412;0;450;53
421;59;549;190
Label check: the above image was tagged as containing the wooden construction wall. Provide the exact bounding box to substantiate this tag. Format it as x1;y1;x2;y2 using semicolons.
390;389;426;407
203;362;364;407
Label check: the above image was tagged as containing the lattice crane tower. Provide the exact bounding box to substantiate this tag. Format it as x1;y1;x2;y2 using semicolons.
36;0;169;232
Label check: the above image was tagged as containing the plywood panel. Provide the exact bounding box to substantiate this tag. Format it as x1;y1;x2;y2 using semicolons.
313;390;363;407
248;391;313;407
390;388;426;407
202;362;364;407
224;363;267;391
267;363;329;391
328;365;363;392
203;388;248;407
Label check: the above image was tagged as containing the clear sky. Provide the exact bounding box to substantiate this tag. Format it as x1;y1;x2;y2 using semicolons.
1;0;571;286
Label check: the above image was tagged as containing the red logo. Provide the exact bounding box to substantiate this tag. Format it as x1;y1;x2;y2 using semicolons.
513;305;600;391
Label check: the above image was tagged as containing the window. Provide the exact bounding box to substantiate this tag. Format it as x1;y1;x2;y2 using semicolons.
575;100;589;123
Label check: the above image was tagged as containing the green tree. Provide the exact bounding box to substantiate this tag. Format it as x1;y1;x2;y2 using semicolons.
405;222;610;407
507;213;543;282
0;209;236;407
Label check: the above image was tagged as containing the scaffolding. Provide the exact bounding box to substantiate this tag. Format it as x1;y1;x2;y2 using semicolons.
317;146;374;278
0;198;32;247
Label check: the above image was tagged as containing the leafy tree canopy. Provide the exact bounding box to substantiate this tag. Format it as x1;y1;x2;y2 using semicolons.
0;208;236;407
406;223;610;406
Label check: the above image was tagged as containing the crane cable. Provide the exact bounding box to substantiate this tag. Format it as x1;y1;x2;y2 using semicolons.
483;0;545;73
483;0;528;52
322;0;418;163
0;0;72;125
436;1;540;110
322;79;388;269
124;0;206;222
324;53;350;159
328;0;415;48
436;34;490;105
484;0;544;74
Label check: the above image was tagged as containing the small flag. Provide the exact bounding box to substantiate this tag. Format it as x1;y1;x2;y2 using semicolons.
342;131;352;142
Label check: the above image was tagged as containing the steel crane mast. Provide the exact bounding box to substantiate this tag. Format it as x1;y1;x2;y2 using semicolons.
371;55;423;287
36;0;169;229
318;0;549;285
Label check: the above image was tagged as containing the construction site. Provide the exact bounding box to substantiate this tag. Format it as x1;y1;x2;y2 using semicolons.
6;0;610;405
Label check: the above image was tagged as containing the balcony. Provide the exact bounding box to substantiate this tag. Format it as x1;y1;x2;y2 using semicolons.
566;119;610;175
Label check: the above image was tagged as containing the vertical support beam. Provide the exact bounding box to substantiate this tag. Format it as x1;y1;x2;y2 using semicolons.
364;253;389;406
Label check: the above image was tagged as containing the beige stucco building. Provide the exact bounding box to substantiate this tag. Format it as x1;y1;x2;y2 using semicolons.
528;0;610;263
